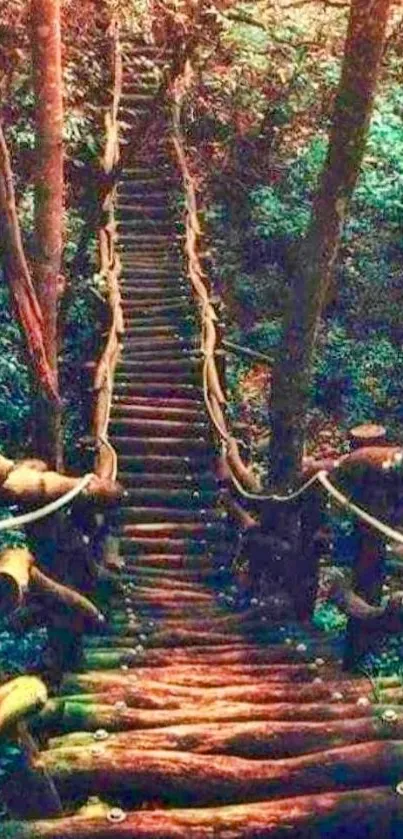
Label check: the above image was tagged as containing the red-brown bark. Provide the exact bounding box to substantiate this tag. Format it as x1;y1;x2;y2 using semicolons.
48;714;403;758
31;0;64;467
4;787;401;839
36;740;403;805
40;697;395;735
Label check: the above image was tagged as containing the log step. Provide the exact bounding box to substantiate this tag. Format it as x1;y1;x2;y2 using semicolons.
119;488;218;507
119;507;224;524
6;788;402;838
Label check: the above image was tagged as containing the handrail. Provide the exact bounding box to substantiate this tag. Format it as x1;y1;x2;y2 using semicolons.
169;60;403;550
92;17;124;483
0;474;94;532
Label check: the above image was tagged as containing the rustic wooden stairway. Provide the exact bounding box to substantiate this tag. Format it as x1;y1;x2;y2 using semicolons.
6;34;403;839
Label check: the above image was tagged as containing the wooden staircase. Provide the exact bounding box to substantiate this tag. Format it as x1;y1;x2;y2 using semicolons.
5;34;403;839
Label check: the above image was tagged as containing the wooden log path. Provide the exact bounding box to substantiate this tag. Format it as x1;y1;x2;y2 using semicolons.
4;34;403;839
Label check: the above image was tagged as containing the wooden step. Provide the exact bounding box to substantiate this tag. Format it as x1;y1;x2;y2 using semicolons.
120;488;218;507
112;402;202;420
119;537;215;555
110;417;207;436
111;436;211;454
118;471;218;489
119;506;223;525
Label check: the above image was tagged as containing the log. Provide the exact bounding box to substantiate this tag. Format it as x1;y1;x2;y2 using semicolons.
0;676;47;734
37;698;398;734
56;676;398;709
30;568;105;630
34;741;403;805
84;629;249;648
0;548;33;614
0;452;16;483
108;607;272;632
62;663;327;692
115;585;214;602
3;787;401;838
80;641;331;669
47;713;403;758
0;462;122;505
336;445;403;477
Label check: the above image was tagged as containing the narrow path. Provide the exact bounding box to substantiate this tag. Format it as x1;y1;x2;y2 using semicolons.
8;34;403;839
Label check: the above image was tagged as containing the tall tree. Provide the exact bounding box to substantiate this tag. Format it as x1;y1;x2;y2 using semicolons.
31;0;64;469
269;0;393;493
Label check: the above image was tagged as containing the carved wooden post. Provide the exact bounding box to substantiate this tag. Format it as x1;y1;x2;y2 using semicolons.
349;423;387;450
344;427;387;669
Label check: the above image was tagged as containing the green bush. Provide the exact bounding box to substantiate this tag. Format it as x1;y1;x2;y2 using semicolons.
313;323;403;434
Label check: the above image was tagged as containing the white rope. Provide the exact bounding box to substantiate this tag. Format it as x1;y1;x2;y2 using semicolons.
317;471;403;546
227;457;322;502
0;474;95;532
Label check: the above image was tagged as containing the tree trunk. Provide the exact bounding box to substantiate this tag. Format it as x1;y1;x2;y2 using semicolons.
31;0;64;468
0;125;60;403
270;0;392;492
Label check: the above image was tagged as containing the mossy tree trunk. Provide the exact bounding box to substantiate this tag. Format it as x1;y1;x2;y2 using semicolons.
267;0;392;615
31;0;64;469
270;0;392;492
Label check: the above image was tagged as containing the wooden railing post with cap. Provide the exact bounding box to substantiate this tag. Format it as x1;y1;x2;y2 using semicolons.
344;428;389;668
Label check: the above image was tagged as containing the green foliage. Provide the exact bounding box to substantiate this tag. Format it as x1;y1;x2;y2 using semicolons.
249;136;327;240
313;323;403;434
246;320;283;353
313;602;347;635
362;636;403;679
354;84;403;222
0;288;32;456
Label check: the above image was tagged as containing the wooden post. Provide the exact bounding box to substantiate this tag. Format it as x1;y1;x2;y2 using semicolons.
344;427;388;669
349;423;387;450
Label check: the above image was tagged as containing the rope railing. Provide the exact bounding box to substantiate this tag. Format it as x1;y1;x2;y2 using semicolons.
92;16;124;484
0;474;95;532
170;59;403;551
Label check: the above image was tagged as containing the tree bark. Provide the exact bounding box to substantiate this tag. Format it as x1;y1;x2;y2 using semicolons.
4;787;401;839
270;0;393;492
47;713;403;759
35;740;403;805
56;676;395;709
31;0;64;468
39;696;395;735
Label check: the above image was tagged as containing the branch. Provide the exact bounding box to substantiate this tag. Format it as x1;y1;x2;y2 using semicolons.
30;567;105;630
224;11;267;31
0;123;60;404
281;0;349;8
326;569;403;632
326;569;386;620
